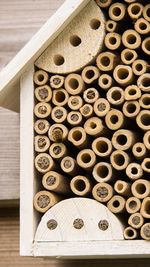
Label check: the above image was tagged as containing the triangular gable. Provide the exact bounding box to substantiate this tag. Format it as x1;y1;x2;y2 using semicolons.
0;0;90;112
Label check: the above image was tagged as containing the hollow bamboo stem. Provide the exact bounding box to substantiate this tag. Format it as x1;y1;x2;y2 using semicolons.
70;175;92;196
126;197;141;214
77;149;96;171
109;3;126;21
122;29;141;50
141;223;150;240
125;85;141;101
35;85;52;102
33;190;61;213
84;117;109;137
94;98;110;117
98;74;114;90
136;110;150;131
34;70;49;86
50;75;64;89
67;111;82;126
124;227;138;240
132;142;147;161
68;96;83;111
141;158;150;173
92;182;114;203
105;32;121;50
107;87;125;106
141;197;150;219
113;65;134;87
42;171;71;195
49;143;68;160
96;51;119;72
131;179;150;199
110;150;130;171
107;195;126;213
83;88;99;104
143;131;150;150
34;119;50;135
127;3;143;20
126;163;143;180
105;109;125;130
92;137;112;158
61;156;79;176
34;102;51;118
112;129;137;151
128;213;144;229
114;180;131;197
81;66;100;84
65;73;85;95
52;89;69;107
123;101;140;119
34;135;50;153
80;104;93;118
121;48;137;65
92;162;114;183
51;106;67;123
48;124;68;142
139;94;150;110
35;153;55;174
68;127;88;149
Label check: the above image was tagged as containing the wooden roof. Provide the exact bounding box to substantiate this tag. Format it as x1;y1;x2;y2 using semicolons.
0;0;90;112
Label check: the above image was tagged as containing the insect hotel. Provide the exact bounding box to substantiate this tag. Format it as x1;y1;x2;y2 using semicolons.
0;0;150;258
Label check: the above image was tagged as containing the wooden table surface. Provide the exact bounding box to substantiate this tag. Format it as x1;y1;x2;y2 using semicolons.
0;1;150;266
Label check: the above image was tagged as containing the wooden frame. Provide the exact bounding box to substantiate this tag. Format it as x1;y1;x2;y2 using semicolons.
20;66;150;258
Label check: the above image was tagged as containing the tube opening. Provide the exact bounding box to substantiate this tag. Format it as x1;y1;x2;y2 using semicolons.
72;130;82;141
117;68;129;80
127;34;137;45
131;167;138;175
141;77;150;88
131;5;140;15
74;179;86;192
111;90;122;101
129;200;137;210
145;201;150;215
141;114;150;126
113;200;120;208
110;115;119;124
55;91;65;102
143;97;150;106
112;7;121;17
97;165;109;178
96;141;108;153
85;70;95;79
116;134;127;145
126;103;136;113
69;78;79;90
81;153;91;163
114;154;125;166
100;56;110;67
135;183;146;195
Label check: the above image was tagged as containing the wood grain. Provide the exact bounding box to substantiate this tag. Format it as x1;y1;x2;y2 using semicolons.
1;208;150;267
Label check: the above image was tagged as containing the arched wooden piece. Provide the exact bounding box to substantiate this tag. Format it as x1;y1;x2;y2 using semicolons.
35;1;105;74
35;198;124;242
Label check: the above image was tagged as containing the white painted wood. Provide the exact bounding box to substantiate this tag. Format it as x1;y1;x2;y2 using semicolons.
20;65;36;256
35;1;105;74
33;240;150;258
35;198;124;242
0;0;90;112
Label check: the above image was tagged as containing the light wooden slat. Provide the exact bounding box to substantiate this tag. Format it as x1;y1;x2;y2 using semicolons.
0;209;150;267
0;107;19;202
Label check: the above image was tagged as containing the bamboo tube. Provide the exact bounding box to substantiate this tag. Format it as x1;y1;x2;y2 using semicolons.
107;87;125;106
61;156;79;176
139;94;150;109
34;102;51;118
127;3;143;20
105;109;125;130
33;190;61;213
50;75;64;89
80;104;93;118
136;110;150;131
67;111;82;126
48;124;68;142
114;180;131;197
96;52;119;72
34;135;50;153
143;4;150;22
143;131;150;150
96;0;112;8
132;142;147;161
70;175;92;196
123;101;140;119
81;66;100;84
105;32;121;50
64;73;85;95
141;223;150;240
124;227;138;240
92;182;114;203
77;149;96;171
121;49;137;65
94;98;110;117
126;197;141;214
98;74;114;90
137;73;150;92
68;127;88;149
84;117;108;137
124;85;141;101
68;96;83;111
135;18;150;35
141;197;150;219
132;60;148;76
34;70;49;86
112;129;137;151
92;162;114;183
128;213;144;229
142;37;150;55
49;143;67;160
124;0;136;3
106;20;118;33
35;153;55;174
51;106;67;123
110;150;130;171
126;163;143;180
52;89;69;107
35;85;52;102
34;119;50;135
141;158;150;173
92;137;112;158
131;179;150;199
109;3;126;21
42;171;70;195
122;29;141;50
107;195;126;214
113;65;134;87
83;88;99;104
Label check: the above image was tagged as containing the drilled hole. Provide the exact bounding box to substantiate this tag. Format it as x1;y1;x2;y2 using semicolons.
90;19;101;30
53;54;65;66
70;35;81;47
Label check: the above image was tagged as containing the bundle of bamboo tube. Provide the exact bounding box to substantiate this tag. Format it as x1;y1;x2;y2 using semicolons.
33;0;150;241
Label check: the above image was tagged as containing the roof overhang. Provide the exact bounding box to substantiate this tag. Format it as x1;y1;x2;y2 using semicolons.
0;0;90;112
